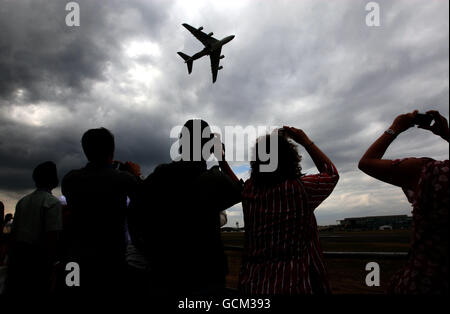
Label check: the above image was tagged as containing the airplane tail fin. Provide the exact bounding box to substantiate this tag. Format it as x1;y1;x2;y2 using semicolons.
177;52;193;74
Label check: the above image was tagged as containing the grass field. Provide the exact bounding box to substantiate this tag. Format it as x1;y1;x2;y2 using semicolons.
221;230;411;294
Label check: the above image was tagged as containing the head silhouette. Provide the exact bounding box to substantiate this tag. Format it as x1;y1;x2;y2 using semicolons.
32;161;59;190
81;127;115;164
179;119;214;162
4;213;13;224
250;133;302;186
0;201;4;225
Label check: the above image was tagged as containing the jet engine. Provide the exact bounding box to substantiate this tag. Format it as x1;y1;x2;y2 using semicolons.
198;26;204;31
207;32;214;36
220;55;225;59
218;66;223;70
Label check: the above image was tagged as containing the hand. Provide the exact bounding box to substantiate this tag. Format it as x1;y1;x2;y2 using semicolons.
282;126;311;146
124;161;142;177
390;110;418;134
212;133;225;161
418;110;449;141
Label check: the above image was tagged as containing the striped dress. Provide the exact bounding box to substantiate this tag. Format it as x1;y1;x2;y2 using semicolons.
239;164;339;295
388;159;449;294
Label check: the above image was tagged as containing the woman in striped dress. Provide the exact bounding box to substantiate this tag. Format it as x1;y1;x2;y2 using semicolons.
239;126;339;295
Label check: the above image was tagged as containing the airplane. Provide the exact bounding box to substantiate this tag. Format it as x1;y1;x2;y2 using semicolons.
177;23;235;83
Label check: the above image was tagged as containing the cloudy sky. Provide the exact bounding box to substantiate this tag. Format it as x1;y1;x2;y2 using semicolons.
0;0;448;227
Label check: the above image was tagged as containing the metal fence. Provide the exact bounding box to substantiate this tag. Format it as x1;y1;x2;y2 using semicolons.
223;246;408;259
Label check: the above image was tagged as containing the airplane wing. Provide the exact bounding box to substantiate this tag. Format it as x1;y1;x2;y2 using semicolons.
210;47;221;83
182;23;218;47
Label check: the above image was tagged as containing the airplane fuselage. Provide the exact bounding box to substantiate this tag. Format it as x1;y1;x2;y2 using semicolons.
189;35;235;62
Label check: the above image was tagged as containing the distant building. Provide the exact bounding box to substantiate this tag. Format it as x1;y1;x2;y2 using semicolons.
318;225;337;232
221;227;245;232
337;215;412;231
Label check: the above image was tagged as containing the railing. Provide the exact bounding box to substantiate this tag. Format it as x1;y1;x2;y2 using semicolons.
223;246;408;259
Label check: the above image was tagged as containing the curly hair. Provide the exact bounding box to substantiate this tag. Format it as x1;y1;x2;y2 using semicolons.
250;133;303;187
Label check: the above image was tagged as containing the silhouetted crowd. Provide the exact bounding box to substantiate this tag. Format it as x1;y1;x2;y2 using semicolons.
0;110;448;296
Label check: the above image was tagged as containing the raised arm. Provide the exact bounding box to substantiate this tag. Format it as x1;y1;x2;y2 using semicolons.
358;110;448;190
214;134;241;184
219;159;240;183
283;126;337;175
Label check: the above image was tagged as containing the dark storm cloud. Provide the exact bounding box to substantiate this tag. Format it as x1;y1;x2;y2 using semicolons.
0;111;171;192
0;0;173;192
0;113;79;190
0;0;170;103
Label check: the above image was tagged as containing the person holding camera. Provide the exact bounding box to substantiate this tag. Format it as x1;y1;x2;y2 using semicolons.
358;110;449;294
239;127;339;295
132;119;242;296
61;127;141;294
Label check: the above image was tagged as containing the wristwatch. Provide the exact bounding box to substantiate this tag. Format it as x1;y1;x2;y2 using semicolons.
385;128;397;137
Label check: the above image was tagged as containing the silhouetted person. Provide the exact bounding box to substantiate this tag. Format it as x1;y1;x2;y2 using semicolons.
133;119;242;295
61;127;139;294
359;110;449;294
0;201;7;269
239;127;339;295
0;212;12;249
0;202;6;293
0;201;4;232
6;161;62;295
3;213;13;234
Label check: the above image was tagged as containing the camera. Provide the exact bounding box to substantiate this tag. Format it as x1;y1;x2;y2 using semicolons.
413;113;434;127
112;160;126;171
278;127;287;138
